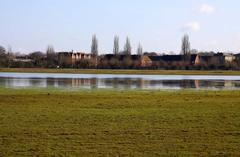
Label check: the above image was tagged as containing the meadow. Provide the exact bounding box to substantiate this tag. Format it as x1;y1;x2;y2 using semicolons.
1;68;240;75
0;88;240;156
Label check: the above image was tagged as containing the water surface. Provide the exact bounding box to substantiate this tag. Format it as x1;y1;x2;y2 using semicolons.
0;72;240;90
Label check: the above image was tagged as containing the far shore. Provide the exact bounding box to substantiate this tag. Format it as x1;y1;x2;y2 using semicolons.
1;68;240;75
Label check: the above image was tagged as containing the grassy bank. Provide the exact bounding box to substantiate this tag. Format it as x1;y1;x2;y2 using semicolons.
1;68;240;75
0;88;240;156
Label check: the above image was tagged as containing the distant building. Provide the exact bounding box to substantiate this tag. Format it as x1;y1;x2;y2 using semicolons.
149;55;182;64
234;53;240;62
58;52;91;66
101;54;152;67
140;55;152;67
148;54;197;66
13;55;33;63
195;53;225;66
224;54;236;63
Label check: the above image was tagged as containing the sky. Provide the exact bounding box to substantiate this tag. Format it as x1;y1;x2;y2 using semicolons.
0;0;240;54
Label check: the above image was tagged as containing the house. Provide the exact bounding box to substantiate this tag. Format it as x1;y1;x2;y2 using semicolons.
149;55;181;64
149;54;197;66
101;54;152;67
58;51;91;66
194;53;213;66
194;53;225;66
224;54;236;63
234;53;240;63
13;55;33;63
140;55;152;67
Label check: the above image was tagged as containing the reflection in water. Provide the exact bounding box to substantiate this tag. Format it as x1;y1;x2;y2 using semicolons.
1;77;240;90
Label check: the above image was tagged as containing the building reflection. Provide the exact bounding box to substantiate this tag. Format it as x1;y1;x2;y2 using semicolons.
194;80;200;89
1;77;240;90
224;80;234;88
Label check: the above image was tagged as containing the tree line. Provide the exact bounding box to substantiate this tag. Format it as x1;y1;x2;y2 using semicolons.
1;34;240;70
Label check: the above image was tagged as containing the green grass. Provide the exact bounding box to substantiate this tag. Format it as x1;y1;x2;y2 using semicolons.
1;68;240;75
0;88;240;156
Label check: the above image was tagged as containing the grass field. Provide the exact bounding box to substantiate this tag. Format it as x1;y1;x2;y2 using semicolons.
0;88;240;156
1;68;240;75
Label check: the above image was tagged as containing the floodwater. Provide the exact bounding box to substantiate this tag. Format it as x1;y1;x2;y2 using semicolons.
0;72;240;90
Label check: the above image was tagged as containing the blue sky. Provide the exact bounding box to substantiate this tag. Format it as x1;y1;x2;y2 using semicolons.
0;0;240;54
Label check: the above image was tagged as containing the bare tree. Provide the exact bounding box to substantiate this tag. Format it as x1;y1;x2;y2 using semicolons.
7;46;12;54
181;34;191;63
137;43;143;56
0;46;5;54
113;35;119;55
7;46;13;67
124;37;131;55
30;51;45;67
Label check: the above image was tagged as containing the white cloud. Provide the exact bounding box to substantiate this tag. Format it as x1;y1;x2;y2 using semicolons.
200;4;215;14
182;21;201;32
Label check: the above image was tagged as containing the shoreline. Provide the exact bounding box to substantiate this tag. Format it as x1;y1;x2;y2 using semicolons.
1;68;240;75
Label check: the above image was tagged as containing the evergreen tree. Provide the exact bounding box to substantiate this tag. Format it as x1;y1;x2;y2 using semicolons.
46;45;56;68
91;34;98;57
181;34;191;63
113;35;119;55
137;43;143;56
124;37;131;55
